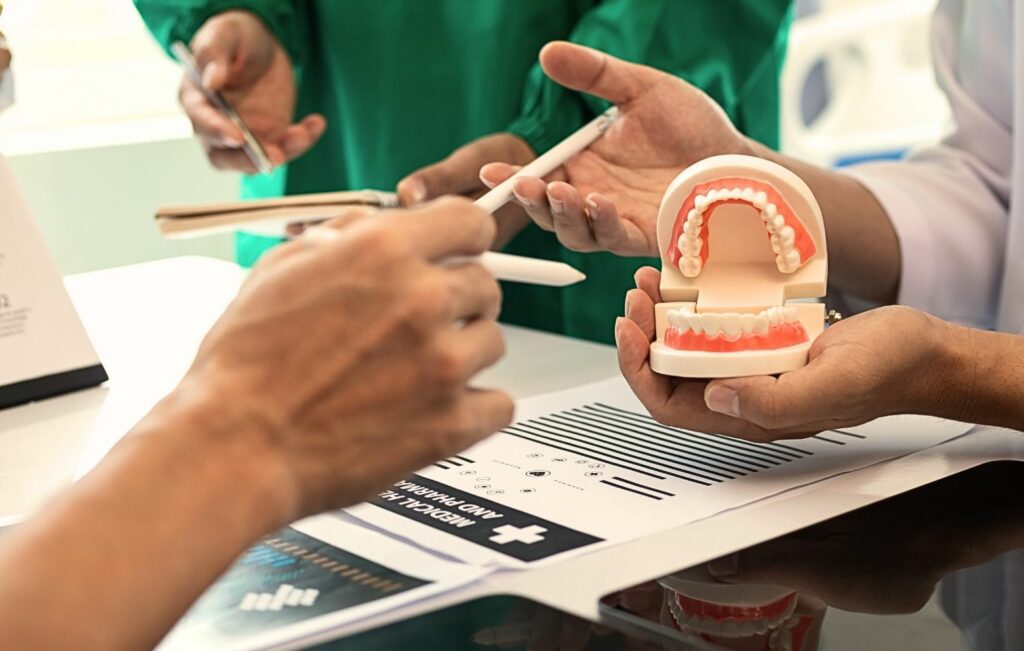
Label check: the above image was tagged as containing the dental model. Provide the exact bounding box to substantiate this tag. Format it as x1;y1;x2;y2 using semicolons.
650;155;828;378
658;568;823;651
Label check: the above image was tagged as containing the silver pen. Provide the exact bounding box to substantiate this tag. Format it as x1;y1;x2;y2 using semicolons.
171;41;274;175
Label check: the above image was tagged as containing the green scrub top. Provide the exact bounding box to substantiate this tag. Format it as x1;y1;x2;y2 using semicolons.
136;0;792;345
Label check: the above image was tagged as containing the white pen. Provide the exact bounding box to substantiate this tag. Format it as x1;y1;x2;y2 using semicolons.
463;106;618;286
474;107;619;214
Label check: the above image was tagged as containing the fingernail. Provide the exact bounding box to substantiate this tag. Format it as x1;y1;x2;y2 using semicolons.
223;137;243;148
585;197;599;219
708;554;739;578
614;317;626;347
705;385;740;418
512;189;533;207
401;178;427;204
479;171;497;189
549;197;565;216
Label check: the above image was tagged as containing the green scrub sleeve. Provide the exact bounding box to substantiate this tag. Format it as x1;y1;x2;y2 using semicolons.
133;0;308;71
506;0;793;154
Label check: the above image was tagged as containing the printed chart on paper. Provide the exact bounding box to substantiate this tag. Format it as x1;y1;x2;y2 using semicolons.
346;376;972;568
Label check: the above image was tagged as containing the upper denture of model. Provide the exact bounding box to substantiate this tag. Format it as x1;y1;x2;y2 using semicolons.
665;306;809;352
666;177;817;278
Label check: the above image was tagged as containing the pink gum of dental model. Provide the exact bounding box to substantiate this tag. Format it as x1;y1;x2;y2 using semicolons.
666;177;817;277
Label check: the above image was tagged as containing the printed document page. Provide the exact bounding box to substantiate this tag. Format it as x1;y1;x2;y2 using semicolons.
346;375;974;568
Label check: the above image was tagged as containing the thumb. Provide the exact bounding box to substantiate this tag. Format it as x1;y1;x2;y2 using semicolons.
539;41;664;105
703;359;838;430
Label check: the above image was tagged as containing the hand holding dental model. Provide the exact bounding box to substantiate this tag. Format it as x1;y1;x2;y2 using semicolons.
649;155;827;378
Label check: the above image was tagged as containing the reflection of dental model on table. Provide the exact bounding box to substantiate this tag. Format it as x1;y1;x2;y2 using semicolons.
651;155;828;378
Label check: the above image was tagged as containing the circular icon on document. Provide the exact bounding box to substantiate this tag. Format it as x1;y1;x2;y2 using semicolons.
477;477;491;482
527;453;543;459
585;471;603;478
575;459;589;465
588;463;605;469
459;470;476;476
520;488;536;494
487;489;504;496
474;484;492;490
552;457;567;463
525;470;550;478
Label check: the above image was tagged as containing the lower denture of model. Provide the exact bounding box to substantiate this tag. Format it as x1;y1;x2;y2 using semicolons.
666;178;817;278
667;589;799;640
665;306;808;352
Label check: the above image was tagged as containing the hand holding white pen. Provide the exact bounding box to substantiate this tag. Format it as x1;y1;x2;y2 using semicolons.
481;41;754;258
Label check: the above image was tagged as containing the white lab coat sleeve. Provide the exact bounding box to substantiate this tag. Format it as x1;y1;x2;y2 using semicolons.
842;0;1012;328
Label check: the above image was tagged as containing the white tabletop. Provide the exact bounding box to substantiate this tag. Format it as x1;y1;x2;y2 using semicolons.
1;257;1020;644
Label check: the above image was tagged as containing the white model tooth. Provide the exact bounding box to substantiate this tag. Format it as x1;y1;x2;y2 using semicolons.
753;312;770;334
740;313;756;334
683;236;702;256
784;249;800;268
701;312;722;337
753;191;768;209
694;195;709;212
783;307;798;323
687;209;702;225
763;203;777;219
685;311;704;334
669;310;689;331
775;254;790;272
741;187;756;203
706;189;719;203
771;234;784;254
729;188;743;199
681;257;702;278
778;225;796;246
770;214;785;231
721;314;743;340
768;307;781;326
683;219;699;236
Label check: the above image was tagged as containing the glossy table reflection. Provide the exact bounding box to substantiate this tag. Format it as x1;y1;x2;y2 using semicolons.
316;462;1024;650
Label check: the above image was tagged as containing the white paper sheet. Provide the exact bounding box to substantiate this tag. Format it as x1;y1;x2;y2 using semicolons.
346;375;974;568
158;515;489;651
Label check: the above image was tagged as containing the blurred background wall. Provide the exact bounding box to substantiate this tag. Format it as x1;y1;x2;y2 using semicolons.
0;0;237;274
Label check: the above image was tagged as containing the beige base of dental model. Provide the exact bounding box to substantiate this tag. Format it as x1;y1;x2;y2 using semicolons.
650;155;828;378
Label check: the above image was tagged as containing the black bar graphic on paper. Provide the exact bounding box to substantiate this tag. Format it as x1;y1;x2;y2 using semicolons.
537;415;731;483
590;403;815;460
548;412;743;479
453;455;475;464
567;408;764;474
504;425;669;480
580;405;782;468
813;434;846;445
600;480;663;500
611;476;675;497
831;429;868;439
509;422;712;485
497;402;854;488
370;474;603;563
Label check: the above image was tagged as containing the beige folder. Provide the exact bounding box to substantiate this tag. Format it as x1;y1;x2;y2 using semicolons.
155;190;400;239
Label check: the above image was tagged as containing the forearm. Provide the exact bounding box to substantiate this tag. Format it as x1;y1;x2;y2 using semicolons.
749;141;902;304
0;383;294;650
929;324;1024;431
